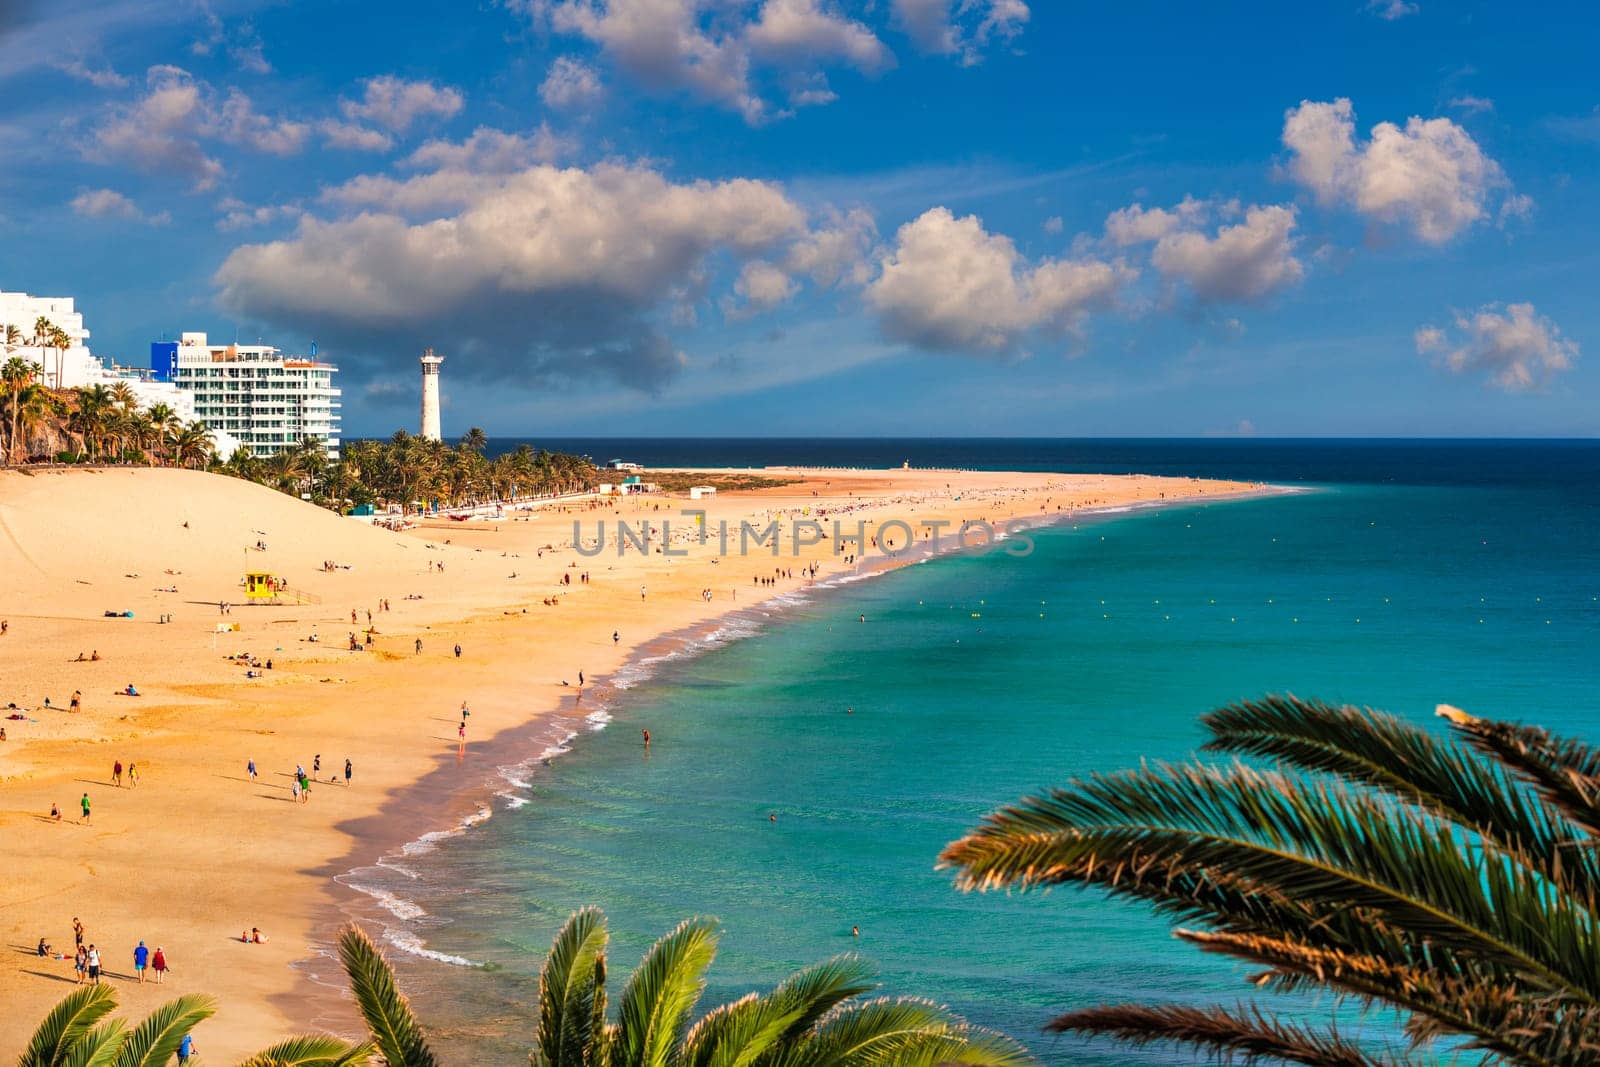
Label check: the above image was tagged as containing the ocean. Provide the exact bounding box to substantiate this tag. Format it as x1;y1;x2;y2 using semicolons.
330;441;1600;1064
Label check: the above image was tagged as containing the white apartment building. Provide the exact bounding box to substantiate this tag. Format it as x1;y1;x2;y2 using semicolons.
164;333;341;459
2;288;242;456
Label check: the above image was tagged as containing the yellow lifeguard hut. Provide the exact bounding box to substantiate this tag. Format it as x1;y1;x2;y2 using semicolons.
244;572;277;600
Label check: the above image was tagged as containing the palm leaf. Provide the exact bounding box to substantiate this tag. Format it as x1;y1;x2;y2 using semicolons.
1203;696;1600;898
1049;1002;1410;1067
113;994;216;1067
788;997;1032;1067
533;907;611;1067
613;918;719;1067
760;956;877;1040
19;985;118;1067
679;992;802;1067
941;761;1600;1001
1439;705;1600;835
336;925;437;1067
57;1021;129;1067
235;1034;376;1066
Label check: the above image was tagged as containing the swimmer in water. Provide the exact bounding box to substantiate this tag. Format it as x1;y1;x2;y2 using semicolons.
642;729;650;748
769;812;777;823
851;925;859;937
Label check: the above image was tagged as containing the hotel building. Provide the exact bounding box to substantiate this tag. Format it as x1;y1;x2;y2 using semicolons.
152;333;342;459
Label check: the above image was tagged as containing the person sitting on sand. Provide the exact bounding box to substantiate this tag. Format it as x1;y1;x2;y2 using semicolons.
123;684;138;696
51;802;60;821
37;937;49;956
252;927;267;943
90;650;101;661
74;652;86;662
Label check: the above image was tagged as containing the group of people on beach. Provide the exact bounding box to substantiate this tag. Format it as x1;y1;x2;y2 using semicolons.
41;918;170;987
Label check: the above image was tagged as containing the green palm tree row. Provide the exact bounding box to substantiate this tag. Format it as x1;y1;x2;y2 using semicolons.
943;695;1600;1066
21;913;1031;1067
0;373;214;469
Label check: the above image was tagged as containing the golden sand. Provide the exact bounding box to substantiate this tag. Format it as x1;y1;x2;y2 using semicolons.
0;465;1263;1059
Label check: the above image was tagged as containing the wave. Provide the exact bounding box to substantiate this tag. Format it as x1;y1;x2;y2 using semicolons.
384;929;478;968
401;804;493;856
342;881;427;921
585;708;613;730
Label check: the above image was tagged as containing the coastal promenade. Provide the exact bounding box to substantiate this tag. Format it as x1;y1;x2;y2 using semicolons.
0;464;1263;1060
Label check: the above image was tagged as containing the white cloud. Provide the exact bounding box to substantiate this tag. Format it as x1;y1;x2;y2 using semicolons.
730;260;800;314
90;65;224;190
217;162;823;389
215;198;303;231
784;206;877;287
190;11;272;72
319;120;395;152
746;0;892;73
1282;97;1519;244
1366;0;1418;18
87;66;311;188
890;0;1029;65
519;0;895;123
405;125;573;172
340;76;464;132
866;206;1131;353
1104;196;1206;246
540;56;605;110
1448;95;1494;114
70;188;169;225
215;89;308;155
57;59;130;89
1150;204;1303;302
1417;302;1578;391
1042;215;1063;235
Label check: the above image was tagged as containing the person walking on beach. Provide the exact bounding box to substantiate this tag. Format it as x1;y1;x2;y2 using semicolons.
313;754;321;778
80;792;90;823
74;945;87;984
73;917;84;948
292;778;301;802
127;763;138;787
112;760;122;787
460;701;470;723
133;940;149;983
247;757;257;780
458;721;466;745
344;758;352;786
415;638;423;655
177;1034;196;1066
613;630;620;645
70;690;81;713
86;945;101;984
152;946;168;982
454;643;461;658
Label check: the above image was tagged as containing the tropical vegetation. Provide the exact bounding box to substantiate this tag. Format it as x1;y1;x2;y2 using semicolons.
21;914;1031;1066
942;694;1600;1066
223;429;599;512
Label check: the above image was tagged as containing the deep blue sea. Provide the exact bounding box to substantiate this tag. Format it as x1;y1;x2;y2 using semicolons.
339;441;1600;1064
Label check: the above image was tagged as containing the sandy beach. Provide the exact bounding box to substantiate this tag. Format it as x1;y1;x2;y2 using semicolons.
0;464;1265;1060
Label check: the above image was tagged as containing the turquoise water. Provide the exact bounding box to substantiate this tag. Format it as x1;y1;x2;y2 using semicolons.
342;462;1600;1063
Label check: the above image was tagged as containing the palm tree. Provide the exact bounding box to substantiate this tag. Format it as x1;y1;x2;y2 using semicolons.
942;695;1600;1066
18;983;369;1067
2;354;39;464
171;422;215;469
460;426;488;454
340;912;1031;1067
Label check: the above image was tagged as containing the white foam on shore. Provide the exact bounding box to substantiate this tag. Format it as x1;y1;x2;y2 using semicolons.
585;708;613;730
501;792;531;809
344;882;427;921
385;929;478;968
400;804;492;856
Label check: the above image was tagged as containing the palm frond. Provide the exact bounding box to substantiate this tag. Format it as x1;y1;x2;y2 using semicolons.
1204;696;1600;898
759;955;877;1040
1049;1002;1409;1067
336;925;437;1067
941;761;1600;1001
1439;705;1600;836
613;918;719;1067
791;997;1033;1067
679;992;801;1067
533;907;610;1067
57;1021;129;1067
235;1034;376;1066
19;985;118;1067
113;994;216;1067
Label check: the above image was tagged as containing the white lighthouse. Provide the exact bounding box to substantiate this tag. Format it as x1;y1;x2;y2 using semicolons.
419;347;444;441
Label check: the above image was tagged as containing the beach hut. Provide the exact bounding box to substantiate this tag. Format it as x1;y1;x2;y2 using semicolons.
348;503;377;517
244;572;277;600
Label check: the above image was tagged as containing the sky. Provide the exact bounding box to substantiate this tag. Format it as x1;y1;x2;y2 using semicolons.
2;0;1596;438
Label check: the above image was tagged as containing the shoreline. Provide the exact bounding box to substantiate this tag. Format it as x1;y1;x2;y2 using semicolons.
284;481;1300;1037
0;466;1278;1060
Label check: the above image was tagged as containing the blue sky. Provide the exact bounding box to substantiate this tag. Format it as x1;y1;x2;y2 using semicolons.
2;0;1596;437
